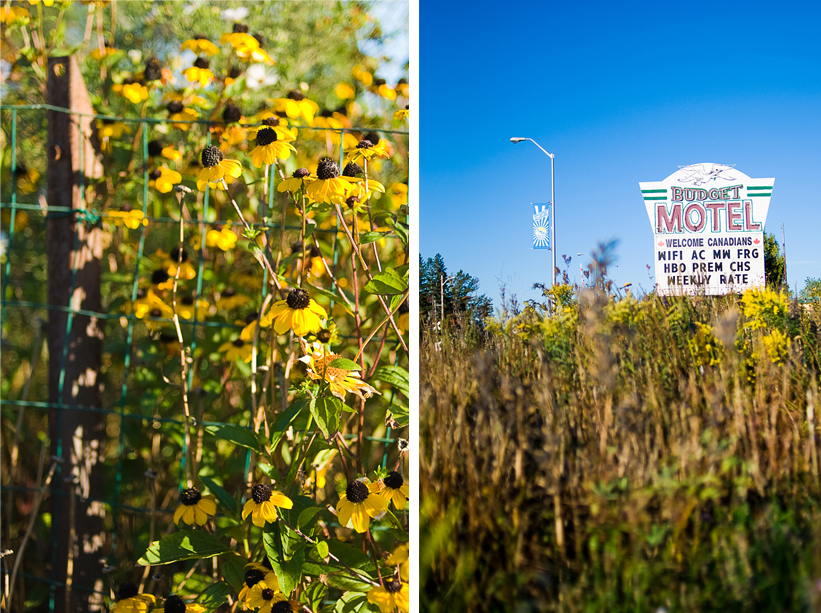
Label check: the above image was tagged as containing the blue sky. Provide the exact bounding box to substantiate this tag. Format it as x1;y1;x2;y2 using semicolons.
420;0;821;305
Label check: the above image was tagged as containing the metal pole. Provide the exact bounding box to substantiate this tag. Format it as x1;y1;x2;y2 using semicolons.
551;154;555;288
440;275;444;325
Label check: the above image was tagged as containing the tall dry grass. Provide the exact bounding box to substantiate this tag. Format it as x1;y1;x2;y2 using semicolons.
421;289;821;613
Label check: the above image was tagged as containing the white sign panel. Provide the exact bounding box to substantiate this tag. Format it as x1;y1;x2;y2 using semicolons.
639;164;773;295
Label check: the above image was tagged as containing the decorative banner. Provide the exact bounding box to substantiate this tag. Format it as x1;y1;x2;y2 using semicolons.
640;163;773;295
532;204;551;250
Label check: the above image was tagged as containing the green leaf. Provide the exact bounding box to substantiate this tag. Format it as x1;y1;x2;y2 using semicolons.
263;525;282;567
204;423;264;454
328;358;361;371
195;582;232;612
137;531;231;566
271;545;304;594
364;268;407;295
316;540;329;559
220;552;246;591
270;398;309;449
200;475;237;515
359;231;388;244
310;396;341;439
384;216;408;246
223;75;247;98
387;402;409;428
325;572;376;593
334;591;381;613
297;506;323;530
370;365;410;397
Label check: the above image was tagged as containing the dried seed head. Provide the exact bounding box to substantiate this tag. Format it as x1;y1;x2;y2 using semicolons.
180;488;202;506
285;289;311;310
251;483;272;503
345;480;369;503
316;158;339;180
201;146;224;168
383;471;404;490
255;128;278;147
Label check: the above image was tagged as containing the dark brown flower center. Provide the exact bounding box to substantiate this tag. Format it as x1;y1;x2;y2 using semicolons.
384;471;404;490
346;196;360;208
232;339;245;348
182;296;194;306
150;169;162;180
148;140;164;157
356;139;373;149
316;329;331;343
222;287;236;297
346;480;369;503
171;246;188;263
164;594;186;613
286;289;311;310
118;582;139;600
180;488;202;506
228;66;242;79
293;168;310;178
193;56;210;70
261;588;274;600
262;116;281;127
256;128;278;147
374;78;387;87
232;23;249;33
271;601;292;613
342;162;363;177
252;484;272;503
223;102;242;123
151;269;170;284
316;158;339;180
201;146;223;168
287;89;305;101
144;57;162;82
384;577;402;594
167;101;184;114
244;568;265;588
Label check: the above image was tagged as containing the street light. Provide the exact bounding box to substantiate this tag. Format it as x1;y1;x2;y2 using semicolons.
510;137;556;288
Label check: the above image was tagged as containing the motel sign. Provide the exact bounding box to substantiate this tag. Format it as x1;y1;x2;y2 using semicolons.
640;163;773;295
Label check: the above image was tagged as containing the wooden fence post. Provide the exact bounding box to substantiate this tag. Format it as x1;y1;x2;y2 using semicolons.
46;55;106;613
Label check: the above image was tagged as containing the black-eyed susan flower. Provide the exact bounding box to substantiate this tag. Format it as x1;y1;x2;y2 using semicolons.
335;81;355;100
277;168;315;195
89;43;118;60
247;582;295;613
176;296;209;321
184;57;214;87
298;342;378;401
269;90;319;123
143;57;163;82
151;166;182;194
290;241;325;279
386;543;409;581
218;338;253;362
238;563;278;606
163;247;197;281
173;487;217;526
167;101;199;130
205;226;237;251
304;158;350;204
393;106;409;121
1;5;29;25
352;65;372;87
371;77;397;100
215;287;250;311
151;268;175;291
395;78;409;99
367;575;409;613
242;484;293;527
335;478;388;533
346;138;391;164
131;290;173;320
97;119;132;140
378;471;409;510
196;146;242;191
111;582;155;613
388;182;409;209
249;127;296;167
218;125;247;152
261;289;326;337
253;114;297;142
181;36;219;56
161;594;206;613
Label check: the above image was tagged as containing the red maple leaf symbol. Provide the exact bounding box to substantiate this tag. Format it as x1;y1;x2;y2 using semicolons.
753;238;760;244
657;241;664;246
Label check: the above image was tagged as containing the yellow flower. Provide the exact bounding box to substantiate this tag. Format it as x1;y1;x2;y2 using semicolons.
184;64;214;88
335;479;388;533
219;125;247;152
151;166;182;193
346;138;391;164
196;146;242;191
176;296;209;321
249;113;297;142
107;209;147;230
238;563;279;606
215;287;250;311
298;342;378;401
269;91;319;123
181;37;219;56
335;81;356;99
762;328;790;363
121;82;149;104
218;338;253;362
277;168;315;195
246;582;294;613
28;0;55;5
173;487;217;526
242;484;293;527
389;182;409;208
304;158;351;205
161;146;182;161
1;6;29;24
206;227;238;251
395;79;409;98
393;107;409;121
352;64;373;86
249;128;296;167
378;471;409;510
261;289;326;336
97;120;131;139
386;543;409;581
367;577;409;613
90;44;118;60
131;291;174;322
111;583;155;613
372;79;397;100
167;101;199;131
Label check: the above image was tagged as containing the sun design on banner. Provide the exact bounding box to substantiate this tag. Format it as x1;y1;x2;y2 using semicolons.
533;204;550;250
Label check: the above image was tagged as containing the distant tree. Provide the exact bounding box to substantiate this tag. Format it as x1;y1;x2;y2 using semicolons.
419;253;491;328
800;277;821;303
764;232;786;289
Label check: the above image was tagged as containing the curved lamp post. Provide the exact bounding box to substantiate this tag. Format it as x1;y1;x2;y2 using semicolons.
510;137;555;287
